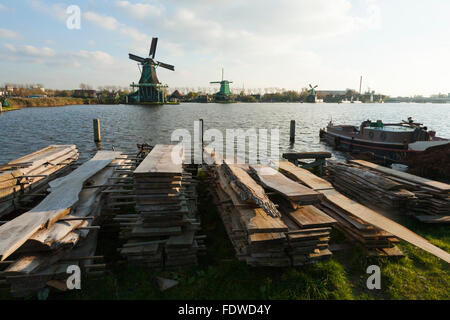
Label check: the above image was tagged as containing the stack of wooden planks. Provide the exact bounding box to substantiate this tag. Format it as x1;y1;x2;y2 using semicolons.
327;161;417;211
0;145;79;217
279;161;450;263
119;145;201;269
327;160;450;223
207;148;336;267
279;160;402;256
0;151;122;297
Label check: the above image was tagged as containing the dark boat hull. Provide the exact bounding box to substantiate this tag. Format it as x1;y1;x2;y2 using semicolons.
320;129;410;162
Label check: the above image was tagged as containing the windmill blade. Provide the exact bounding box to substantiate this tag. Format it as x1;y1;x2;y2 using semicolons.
309;84;313;89
129;53;146;64
157;61;175;71
314;85;318;88
149;37;158;58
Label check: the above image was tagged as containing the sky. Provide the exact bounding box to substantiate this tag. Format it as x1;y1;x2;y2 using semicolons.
0;0;449;96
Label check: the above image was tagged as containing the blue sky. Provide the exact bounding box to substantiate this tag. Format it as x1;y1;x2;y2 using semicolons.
0;0;449;96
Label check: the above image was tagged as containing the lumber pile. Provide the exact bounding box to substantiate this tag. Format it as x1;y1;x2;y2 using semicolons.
0;151;123;297
206;148;335;267
0;145;79;217
327;161;417;210
119;145;202;269
279;161;450;264
327;160;450;223
279;161;402;256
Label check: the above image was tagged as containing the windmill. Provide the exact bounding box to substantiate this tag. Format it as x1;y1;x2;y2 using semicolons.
127;37;175;104
210;68;233;102
306;84;318;103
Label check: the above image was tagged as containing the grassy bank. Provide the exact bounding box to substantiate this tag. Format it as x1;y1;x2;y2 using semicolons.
0;174;448;300
5;97;96;109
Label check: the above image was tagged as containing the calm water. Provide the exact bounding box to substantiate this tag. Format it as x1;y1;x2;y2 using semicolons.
0;103;449;163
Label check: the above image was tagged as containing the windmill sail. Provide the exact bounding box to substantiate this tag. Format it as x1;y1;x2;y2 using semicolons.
149;37;158;59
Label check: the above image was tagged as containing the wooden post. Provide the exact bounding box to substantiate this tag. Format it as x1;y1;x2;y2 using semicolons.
199;119;204;164
93;119;101;143
290;120;295;143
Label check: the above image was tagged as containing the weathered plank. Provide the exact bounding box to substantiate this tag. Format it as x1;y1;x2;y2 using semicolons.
278;161;334;190
322;189;450;264
350;160;450;193
288;205;336;228
134;144;184;175
0;151;120;261
250;165;321;202
23;158;122;250
216;166;287;234
222;161;281;217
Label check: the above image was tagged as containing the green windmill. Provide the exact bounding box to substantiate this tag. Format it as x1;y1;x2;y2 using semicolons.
127;37;175;104
306;84;318;103
210;69;233;102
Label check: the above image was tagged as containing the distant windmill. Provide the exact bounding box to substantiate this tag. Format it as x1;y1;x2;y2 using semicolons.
127;37;175;104
210;68;234;102
306;84;318;103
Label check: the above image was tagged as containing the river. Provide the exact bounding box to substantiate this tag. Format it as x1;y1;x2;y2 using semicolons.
0;103;449;164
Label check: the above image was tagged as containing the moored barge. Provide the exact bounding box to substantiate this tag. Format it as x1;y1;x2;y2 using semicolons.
319;118;449;163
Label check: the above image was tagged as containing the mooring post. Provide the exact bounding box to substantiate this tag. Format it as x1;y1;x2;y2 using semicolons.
93;119;101;143
199;119;204;164
290;120;296;143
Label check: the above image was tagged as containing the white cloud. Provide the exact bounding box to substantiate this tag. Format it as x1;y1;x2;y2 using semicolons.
2;44;116;68
0;4;7;11
74;50;115;65
0;28;21;39
114;1;163;20
4;44;56;58
29;0;67;22
84;11;150;43
84;11;120;31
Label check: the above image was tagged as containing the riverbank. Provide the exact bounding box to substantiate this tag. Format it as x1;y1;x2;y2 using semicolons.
2;97;98;111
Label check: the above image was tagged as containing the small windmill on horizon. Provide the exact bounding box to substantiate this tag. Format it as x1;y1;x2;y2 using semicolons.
210;68;234;102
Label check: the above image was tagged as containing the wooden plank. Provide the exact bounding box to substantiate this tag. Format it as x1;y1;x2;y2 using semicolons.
249;232;286;243
250;165;321;202
350;160;450;193
23;158;123;250
0;151;120;261
321;189;450;264
222;162;281;217
288;205;336;228
216;166;288;234
134;144;184;175
278;161;334;191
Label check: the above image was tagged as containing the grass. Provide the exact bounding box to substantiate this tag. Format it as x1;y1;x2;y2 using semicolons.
5;97;91;109
0;173;449;300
